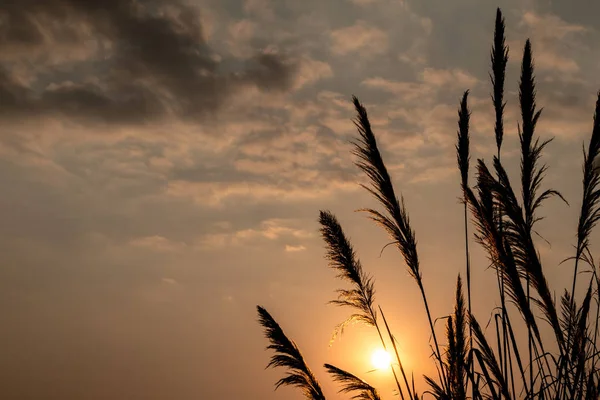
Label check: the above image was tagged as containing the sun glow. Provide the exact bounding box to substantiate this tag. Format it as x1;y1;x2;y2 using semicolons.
371;349;392;370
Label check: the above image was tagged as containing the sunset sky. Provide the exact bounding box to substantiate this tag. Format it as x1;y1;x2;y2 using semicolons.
1;0;600;399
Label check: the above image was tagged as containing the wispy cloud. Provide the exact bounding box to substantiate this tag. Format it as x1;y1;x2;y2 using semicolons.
129;236;187;253
284;244;307;252
330;20;388;55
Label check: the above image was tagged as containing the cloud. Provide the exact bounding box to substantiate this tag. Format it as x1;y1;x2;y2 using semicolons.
362;67;477;97
166;168;357;207
0;0;299;124
361;77;424;98
293;58;333;89
284;244;306;252
514;11;589;74
330;20;388;55
129;235;187;253
421;67;478;87
521;11;587;40
196;219;313;251
237;219;312;240
408;165;455;184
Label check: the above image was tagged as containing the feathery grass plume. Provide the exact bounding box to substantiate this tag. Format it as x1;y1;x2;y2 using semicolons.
446;275;467;400
560;290;577;348
572;93;600;297
456;90;471;192
351;95;447;393
465;162;543;346
585;250;600;397
518;39;541;226
319;210;377;334
256;306;326;400
518;39;563;230
324;364;381;400
487;158;564;350
466;163;555;394
423;375;448;400
517;43;564;342
319;210;407;399
571;282;593;399
573;282;593;363
474;158;556;396
455;90;473;400
445;316;459;400
568;93;600;396
491;7;508;153
490;8;509;387
484;159;562;397
351;96;420;281
517;56;565;390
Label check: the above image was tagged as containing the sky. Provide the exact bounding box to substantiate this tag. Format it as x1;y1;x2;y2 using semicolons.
1;0;600;399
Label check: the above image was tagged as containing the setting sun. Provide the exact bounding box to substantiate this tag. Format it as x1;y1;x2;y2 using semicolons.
371;349;392;370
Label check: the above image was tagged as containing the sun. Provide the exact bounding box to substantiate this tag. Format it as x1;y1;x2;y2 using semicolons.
371;349;392;370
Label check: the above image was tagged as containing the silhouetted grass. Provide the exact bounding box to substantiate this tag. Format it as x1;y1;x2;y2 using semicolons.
257;7;600;400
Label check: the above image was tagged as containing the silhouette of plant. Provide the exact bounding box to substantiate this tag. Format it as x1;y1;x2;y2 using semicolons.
257;7;600;400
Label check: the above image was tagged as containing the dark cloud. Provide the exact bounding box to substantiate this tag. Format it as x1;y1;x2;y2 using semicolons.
0;0;298;124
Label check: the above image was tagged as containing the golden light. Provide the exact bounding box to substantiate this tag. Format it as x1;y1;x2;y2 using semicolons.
371;349;392;370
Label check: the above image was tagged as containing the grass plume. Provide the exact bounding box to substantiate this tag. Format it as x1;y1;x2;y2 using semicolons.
319;210;409;399
352;95;448;394
319;210;377;333
572;92;600;297
325;364;382;400
455;89;473;400
257;306;326;400
491;7;508;153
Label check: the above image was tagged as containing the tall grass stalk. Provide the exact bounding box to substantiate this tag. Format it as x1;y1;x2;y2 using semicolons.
490;8;510;392
318;210;410;399
456;88;474;400
351;95;449;395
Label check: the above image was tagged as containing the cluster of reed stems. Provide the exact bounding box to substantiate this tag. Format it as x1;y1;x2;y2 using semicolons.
256;8;600;400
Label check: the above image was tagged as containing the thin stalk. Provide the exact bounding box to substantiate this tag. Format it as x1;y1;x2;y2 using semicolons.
531;330;553;399
456;88;472;400
494;313;504;386
568;253;582;391
591;269;600;379
571;257;581;303
374;322;406;400
464;203;472;345
528;278;533;396
463;202;477;398
507;327;516;399
505;310;530;398
417;279;448;394
379;306;413;400
498;149;510;399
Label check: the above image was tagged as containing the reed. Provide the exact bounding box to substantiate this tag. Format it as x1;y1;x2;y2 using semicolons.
257;7;600;400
